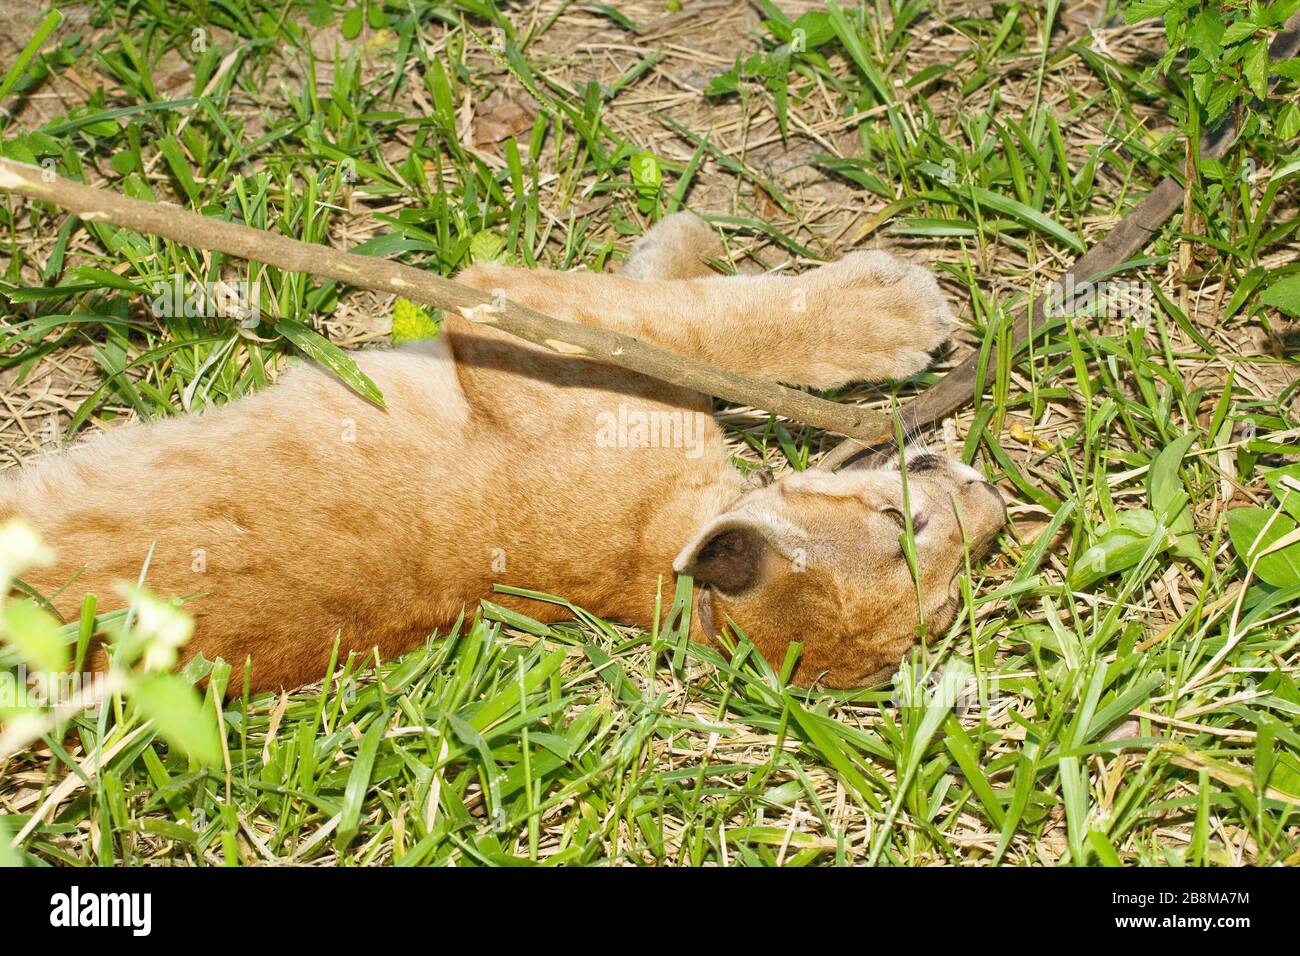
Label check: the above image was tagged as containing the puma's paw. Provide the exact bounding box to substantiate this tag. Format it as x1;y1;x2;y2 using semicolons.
800;251;957;382
621;212;725;280
812;250;957;349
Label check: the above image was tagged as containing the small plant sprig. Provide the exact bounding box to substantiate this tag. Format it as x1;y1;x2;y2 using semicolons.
1124;0;1300;131
0;519;221;766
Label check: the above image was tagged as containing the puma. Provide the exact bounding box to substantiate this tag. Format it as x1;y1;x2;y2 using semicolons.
1;213;1007;690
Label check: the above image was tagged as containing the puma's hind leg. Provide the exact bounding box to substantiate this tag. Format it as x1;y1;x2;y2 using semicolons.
619;212;725;280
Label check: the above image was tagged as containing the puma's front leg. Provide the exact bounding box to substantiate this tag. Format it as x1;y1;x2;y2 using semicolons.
457;237;955;389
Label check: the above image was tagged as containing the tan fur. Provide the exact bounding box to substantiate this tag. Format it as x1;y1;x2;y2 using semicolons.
0;214;1006;690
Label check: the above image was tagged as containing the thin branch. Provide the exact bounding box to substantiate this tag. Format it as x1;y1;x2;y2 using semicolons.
0;158;894;443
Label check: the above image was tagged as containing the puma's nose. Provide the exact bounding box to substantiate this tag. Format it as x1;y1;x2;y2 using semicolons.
956;476;1008;554
969;478;1007;523
980;480;1006;516
977;481;1003;512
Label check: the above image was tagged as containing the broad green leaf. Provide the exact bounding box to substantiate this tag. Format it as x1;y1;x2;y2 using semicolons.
1263;464;1300;521
468;230;507;264
1244;38;1269;99
0;600;68;673
630;150;661;190
1227;507;1300;588
0;817;21;866
705;63;740;97
790;11;836;49
1271;752;1300;798
391;298;440;343
132;673;222;765
341;5;363;38
1187;10;1226;57
1221;21;1258;45
1070;509;1166;589
631;150;661;213
1261;274;1300;317
1279;102;1300;141
1147;432;1203;564
1123;0;1172;23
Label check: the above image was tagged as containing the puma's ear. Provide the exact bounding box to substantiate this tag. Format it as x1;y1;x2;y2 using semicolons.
673;517;768;594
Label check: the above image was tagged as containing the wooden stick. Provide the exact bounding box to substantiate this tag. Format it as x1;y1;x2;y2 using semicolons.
819;11;1300;471
0;157;895;442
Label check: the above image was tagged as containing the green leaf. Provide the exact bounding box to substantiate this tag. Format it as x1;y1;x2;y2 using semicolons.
790;10;836;49
276;319;385;407
631;150;661;214
1147;432;1203;565
1270;752;1300;798
784;695;880;809
0;9;62;105
631;150;661;190
341;5;363;39
1070;509;1166;589
307;1;333;26
468;230;507;265
0;600;69;673
156;136;201;204
68;265;146;295
960;183;1085;253
391;298;440;343
705;62;740;97
1087;829;1123;866
1263;464;1300;521
1221;21;1259;45
1187;10;1226;58
1244;39;1270;99
132;673;223;765
943;714;1005;827
1278;102;1300;141
1227;507;1300;588
0;817;22;866
1123;0;1172;23
825;0;892;103
1261;274;1300;317
336;711;387;850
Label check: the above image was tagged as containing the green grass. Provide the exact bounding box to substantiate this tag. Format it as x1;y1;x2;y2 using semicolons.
2;0;1299;865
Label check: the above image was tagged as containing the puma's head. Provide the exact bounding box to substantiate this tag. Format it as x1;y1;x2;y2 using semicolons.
674;452;1007;688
